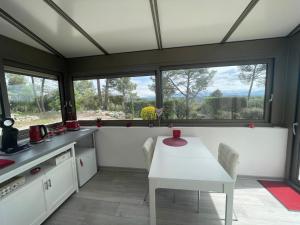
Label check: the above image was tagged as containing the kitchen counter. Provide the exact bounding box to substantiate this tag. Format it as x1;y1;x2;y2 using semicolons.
0;128;97;180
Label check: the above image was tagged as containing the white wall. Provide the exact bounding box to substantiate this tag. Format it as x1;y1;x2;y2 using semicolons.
95;126;288;178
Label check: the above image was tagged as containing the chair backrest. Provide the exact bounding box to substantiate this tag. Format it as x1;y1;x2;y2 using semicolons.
218;143;239;182
142;137;154;172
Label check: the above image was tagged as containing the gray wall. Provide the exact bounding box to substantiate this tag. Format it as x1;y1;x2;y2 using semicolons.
0;35;65;73
0;35;66;118
67;38;289;126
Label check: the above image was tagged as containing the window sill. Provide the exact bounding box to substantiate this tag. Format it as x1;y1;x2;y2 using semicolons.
78;119;276;128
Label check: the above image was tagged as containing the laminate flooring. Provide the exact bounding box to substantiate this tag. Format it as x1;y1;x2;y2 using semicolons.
43;169;300;225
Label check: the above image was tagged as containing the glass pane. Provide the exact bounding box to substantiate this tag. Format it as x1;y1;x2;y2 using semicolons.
162;64;267;120
5;72;62;130
74;75;156;120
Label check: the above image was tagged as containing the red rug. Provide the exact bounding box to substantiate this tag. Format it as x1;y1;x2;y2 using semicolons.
259;180;300;211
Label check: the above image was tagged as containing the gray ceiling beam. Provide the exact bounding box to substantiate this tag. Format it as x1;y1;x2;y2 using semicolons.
0;8;64;57
221;0;260;43
288;24;300;37
44;0;109;55
150;0;162;49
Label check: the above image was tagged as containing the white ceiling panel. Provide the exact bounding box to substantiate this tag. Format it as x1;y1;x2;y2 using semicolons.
52;0;157;54
157;0;251;48
0;0;102;57
229;0;300;42
0;17;51;53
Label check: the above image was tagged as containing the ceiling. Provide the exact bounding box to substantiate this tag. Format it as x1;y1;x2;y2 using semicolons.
0;0;299;58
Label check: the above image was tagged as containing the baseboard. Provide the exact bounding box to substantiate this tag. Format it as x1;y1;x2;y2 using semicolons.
99;166;147;173
238;175;284;181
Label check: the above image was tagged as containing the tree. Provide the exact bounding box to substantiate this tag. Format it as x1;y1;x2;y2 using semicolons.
103;79;116;110
114;77;137;111
40;78;46;112
163;68;215;118
149;76;175;100
7;73;26;85
96;79;102;108
31;76;42;112
238;64;266;102
73;80;96;111
210;89;223;98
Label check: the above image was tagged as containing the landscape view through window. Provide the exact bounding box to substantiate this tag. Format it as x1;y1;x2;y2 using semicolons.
162;64;267;120
74;75;156;120
74;64;267;121
5;72;62;130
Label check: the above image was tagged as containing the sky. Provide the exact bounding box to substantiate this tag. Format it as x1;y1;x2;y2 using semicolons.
205;65;266;96
84;65;267;99
133;65;267;98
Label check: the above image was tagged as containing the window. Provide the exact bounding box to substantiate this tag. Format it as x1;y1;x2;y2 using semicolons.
162;64;268;120
74;74;156;120
5;71;62;130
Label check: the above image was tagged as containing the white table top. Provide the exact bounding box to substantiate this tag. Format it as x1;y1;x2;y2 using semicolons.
149;136;233;184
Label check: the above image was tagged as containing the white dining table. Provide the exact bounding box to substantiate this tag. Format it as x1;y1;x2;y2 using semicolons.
148;136;234;225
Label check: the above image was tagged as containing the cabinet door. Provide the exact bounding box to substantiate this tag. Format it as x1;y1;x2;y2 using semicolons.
0;177;47;225
44;158;75;214
76;149;97;186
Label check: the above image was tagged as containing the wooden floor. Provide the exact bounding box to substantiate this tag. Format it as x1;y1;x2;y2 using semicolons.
43;169;300;225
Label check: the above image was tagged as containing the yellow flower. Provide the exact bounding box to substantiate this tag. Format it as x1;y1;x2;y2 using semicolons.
140;106;157;120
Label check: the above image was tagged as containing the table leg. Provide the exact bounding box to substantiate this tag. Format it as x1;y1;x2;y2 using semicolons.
149;181;156;225
225;186;233;225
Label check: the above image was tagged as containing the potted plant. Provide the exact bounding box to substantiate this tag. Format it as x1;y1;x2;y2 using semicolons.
96;118;102;127
140;106;157;127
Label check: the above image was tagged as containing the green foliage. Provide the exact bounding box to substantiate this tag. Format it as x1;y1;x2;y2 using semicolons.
6;73;26;85
238;64;266;100
6;74;62;115
74;80;98;111
239;107;264;120
210;89;223;98
163;99;187;119
162;68;215;118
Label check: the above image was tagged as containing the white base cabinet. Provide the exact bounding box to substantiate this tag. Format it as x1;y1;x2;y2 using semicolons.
0;176;46;225
44;159;75;215
76;147;97;187
0;158;77;225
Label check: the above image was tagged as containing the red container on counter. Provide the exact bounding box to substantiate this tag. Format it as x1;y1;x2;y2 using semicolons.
65;120;80;131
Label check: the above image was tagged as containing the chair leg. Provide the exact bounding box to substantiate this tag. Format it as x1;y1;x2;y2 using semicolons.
197;190;200;213
233;208;238;221
144;190;148;202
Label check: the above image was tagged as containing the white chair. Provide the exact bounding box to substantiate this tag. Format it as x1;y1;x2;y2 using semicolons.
197;142;239;218
218;143;239;182
142;137;154;201
142;137;154;172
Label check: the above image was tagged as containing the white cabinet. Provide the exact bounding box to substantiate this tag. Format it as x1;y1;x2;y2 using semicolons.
0;176;47;225
0;155;77;225
44;158;75;214
76;147;97;186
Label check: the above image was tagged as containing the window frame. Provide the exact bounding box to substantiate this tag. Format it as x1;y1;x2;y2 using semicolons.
72;59;274;127
2;65;65;138
159;59;274;125
72;71;158;122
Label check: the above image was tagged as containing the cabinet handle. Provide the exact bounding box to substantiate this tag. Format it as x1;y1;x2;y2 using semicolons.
48;179;52;188
80;159;83;167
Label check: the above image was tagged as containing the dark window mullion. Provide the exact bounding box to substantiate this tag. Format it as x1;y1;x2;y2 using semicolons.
0;59;11;118
264;60;274;123
155;69;162;108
